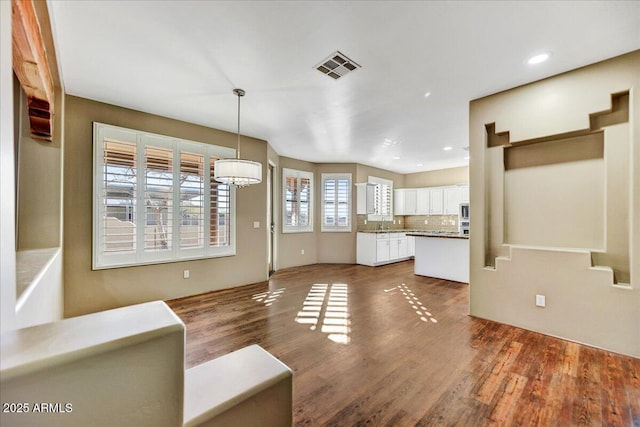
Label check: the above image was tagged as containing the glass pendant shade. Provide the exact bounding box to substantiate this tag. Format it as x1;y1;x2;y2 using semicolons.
214;158;262;187
214;88;262;187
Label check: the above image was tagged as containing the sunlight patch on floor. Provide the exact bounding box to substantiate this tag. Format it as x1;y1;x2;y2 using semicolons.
252;287;286;306
295;283;351;344
386;283;438;324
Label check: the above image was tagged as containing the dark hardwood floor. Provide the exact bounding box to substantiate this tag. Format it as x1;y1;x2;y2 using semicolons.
166;261;640;426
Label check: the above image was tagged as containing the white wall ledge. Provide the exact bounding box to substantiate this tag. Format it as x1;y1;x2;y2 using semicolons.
1;301;184;380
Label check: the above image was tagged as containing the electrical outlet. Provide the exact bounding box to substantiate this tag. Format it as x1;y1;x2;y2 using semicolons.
424;220;428;225
364;220;367;225
183;270;190;279
301;249;305;255
535;294;545;307
253;221;260;229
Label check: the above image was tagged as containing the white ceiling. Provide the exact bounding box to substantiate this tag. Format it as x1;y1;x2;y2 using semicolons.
47;1;640;174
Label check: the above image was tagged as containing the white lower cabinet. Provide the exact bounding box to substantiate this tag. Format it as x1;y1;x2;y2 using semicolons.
376;238;390;263
357;232;412;266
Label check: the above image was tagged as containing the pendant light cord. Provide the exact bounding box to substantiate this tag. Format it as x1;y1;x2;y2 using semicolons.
233;88;246;160
236;90;241;160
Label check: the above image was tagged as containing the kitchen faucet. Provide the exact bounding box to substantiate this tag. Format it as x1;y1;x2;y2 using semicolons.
379;216;387;230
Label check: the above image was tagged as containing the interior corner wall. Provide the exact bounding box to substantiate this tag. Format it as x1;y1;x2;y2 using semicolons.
469;50;640;357
355;164;405;189
0;0;17;333
63;96;269;317
404;166;469;188
316;163;358;264
277;156;318;269
16;86;62;250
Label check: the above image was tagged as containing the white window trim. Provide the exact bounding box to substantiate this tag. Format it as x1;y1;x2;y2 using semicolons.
367;176;394;221
321;173;352;233
92;122;237;270
282;168;314;233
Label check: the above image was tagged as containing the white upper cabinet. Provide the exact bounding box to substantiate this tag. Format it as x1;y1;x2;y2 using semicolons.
355;183;376;214
429;187;444;215
394;189;417;215
392;184;468;216
444;186;462;215
460;185;470;203
416;188;430;215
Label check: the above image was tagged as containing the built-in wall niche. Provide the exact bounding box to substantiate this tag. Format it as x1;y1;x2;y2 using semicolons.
484;91;630;283
503;132;605;250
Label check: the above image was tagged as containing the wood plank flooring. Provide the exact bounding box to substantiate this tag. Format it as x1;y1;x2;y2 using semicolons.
166;261;640;426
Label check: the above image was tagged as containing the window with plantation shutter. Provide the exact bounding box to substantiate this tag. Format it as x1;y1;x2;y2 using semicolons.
368;176;393;221
283;168;313;233
210;158;231;247
179;151;204;250
322;173;351;232
102;136;137;256
93;123;236;269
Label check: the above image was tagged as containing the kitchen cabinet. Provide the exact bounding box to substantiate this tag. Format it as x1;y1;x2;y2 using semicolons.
356;183;376;214
357;232;411;266
394;189;417;215
393;184;468;216
444;186;461;215
416;188;430;214
460;185;469;203
376;237;390;262
429;188;444;215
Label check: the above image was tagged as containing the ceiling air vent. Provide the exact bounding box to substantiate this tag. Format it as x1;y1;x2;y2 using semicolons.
315;51;361;80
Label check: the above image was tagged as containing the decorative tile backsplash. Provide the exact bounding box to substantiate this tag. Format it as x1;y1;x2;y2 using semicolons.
356;215;405;231
357;214;458;232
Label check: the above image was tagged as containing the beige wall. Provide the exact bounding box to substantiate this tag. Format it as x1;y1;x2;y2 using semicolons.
469;50;639;357
356;163;405;188
404;165;468;188
277;156;318;269
16;86;63;249
316;163;358;264
64;96;269;317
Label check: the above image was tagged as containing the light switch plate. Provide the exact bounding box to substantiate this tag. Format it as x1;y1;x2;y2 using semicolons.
183;270;190;279
253;221;260;229
535;294;545;307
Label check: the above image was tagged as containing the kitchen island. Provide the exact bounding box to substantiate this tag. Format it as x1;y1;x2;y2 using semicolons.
406;232;469;283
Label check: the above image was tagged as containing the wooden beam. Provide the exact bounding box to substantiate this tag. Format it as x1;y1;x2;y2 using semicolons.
12;0;54;142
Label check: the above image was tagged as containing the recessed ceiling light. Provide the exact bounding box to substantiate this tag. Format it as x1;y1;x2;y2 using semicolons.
424;91;431;98
384;138;393;143
392;156;400;160
416;163;423;167
443;146;453;151
528;52;550;65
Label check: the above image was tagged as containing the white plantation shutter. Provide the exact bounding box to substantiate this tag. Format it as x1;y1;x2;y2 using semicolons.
144;144;173;255
209;157;231;248
93;123;236;269
101;137;137;257
322;173;351;232
283;168;313;233
368;176;393;220
179;151;205;250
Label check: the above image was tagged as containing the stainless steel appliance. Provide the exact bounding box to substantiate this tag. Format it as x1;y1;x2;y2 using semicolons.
459;203;470;236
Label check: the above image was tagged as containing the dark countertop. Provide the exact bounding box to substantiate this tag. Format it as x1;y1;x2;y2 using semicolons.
357;229;422;234
357;230;469;239
406;232;469;239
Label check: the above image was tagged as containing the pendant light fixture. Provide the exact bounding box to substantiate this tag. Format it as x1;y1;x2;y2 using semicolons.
214;88;262;187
